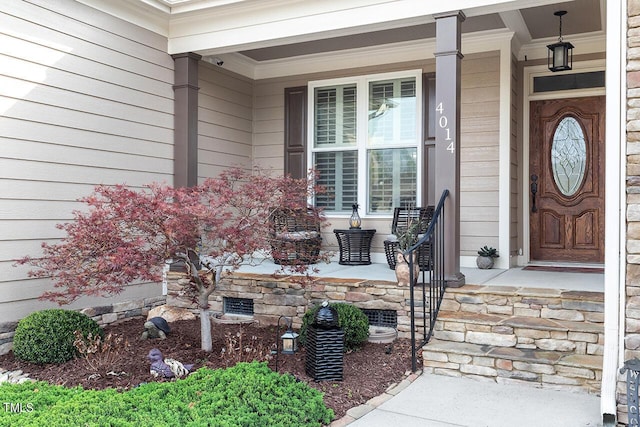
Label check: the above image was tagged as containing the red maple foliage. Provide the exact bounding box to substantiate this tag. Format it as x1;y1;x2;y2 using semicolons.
16;167;330;351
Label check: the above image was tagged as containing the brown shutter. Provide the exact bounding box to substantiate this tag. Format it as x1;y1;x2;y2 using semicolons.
284;86;307;179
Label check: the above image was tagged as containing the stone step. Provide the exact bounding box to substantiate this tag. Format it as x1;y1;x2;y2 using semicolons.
441;285;604;323
438;310;604;334
423;285;604;394
434;310;604;356
423;339;602;394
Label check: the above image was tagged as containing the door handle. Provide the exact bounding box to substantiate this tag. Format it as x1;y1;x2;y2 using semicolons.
530;174;538;213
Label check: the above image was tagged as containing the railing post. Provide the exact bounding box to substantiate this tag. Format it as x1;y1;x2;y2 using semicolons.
409;257;417;372
408;190;450;372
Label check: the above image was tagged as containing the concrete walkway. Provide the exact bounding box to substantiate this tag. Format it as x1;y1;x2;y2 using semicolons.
336;372;603;427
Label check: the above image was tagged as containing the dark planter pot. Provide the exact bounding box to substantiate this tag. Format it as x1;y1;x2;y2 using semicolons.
476;256;495;269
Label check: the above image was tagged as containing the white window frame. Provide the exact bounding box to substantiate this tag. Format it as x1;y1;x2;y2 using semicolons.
307;69;423;218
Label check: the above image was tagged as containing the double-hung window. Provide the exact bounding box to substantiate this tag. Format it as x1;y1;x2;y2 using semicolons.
309;71;421;216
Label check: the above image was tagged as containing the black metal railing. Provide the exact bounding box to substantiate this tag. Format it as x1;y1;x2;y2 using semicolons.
405;189;449;372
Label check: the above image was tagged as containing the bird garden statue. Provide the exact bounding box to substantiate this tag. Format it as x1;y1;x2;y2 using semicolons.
147;348;194;378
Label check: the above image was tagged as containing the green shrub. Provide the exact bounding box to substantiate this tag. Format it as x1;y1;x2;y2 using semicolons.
0;363;334;427
13;309;103;364
300;302;369;351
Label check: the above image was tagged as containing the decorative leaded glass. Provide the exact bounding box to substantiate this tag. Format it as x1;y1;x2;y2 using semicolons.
551;117;586;196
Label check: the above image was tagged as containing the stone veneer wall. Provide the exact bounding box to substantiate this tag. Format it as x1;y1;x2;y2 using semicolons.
622;3;640;425
426;285;604;394
166;270;419;336
0;296;166;356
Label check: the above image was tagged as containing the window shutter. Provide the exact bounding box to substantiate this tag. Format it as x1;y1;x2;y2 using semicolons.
284;86;307;179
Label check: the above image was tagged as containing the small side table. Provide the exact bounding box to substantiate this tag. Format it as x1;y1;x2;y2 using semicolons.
334;229;376;265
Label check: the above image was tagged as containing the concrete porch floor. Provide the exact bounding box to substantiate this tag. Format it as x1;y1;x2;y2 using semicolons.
237;260;604;293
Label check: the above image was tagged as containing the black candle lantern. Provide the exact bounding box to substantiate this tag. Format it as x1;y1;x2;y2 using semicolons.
349;204;361;229
547;11;573;72
281;327;299;355
274;315;298;372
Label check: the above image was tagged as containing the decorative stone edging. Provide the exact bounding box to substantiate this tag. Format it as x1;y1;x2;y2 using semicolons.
0;368;33;385
0;296;167;356
328;369;423;427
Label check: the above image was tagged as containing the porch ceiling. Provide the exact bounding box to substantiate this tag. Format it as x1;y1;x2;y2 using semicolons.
134;0;604;77
238;0;603;62
109;0;606;80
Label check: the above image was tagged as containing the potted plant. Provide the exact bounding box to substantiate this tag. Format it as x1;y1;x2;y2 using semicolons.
395;219;421;253
476;246;499;269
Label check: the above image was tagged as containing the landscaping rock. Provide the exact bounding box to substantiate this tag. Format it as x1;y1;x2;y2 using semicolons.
147;305;196;322
0;368;32;384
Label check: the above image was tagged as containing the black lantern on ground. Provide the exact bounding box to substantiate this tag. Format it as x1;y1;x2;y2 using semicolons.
349;204;361;229
547;11;573;72
274;316;298;372
281;327;299;354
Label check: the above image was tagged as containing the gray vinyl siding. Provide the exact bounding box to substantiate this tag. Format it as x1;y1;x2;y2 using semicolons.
198;62;254;180
458;53;501;258
254;77;308;173
0;0;173;322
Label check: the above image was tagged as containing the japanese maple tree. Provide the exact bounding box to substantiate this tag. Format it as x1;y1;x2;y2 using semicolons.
17;167;329;352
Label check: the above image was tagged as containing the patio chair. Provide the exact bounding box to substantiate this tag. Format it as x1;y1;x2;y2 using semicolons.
270;207;322;265
383;206;434;271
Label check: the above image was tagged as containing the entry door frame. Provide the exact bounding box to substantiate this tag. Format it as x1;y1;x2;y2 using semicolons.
521;60;605;266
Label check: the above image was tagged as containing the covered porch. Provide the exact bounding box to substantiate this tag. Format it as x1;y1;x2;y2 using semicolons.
1;0;622;423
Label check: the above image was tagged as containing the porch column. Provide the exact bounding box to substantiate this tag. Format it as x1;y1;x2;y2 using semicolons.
172;52;201;188
434;11;465;287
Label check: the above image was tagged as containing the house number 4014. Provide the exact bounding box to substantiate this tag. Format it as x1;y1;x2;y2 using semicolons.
435;102;454;154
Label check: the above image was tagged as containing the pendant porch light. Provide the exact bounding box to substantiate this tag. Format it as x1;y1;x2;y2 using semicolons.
547;10;574;72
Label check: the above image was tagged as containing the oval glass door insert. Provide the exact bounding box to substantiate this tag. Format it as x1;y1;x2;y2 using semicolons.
551;116;586;197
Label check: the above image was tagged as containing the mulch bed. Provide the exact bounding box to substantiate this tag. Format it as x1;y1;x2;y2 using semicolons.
0;317;418;420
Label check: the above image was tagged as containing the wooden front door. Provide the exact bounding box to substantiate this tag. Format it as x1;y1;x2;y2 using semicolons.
529;96;605;263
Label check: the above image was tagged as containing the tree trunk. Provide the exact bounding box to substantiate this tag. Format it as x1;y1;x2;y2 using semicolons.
200;308;213;352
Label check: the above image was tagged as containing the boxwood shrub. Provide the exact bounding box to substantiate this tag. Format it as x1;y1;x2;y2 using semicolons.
12;309;103;364
300;302;369;351
0;362;333;427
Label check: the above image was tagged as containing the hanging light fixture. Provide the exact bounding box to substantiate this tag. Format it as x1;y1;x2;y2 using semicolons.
547;10;574;72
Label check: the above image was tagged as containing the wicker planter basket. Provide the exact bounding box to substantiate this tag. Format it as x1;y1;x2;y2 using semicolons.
383;206;434;271
384;241;432;271
270;208;322;265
